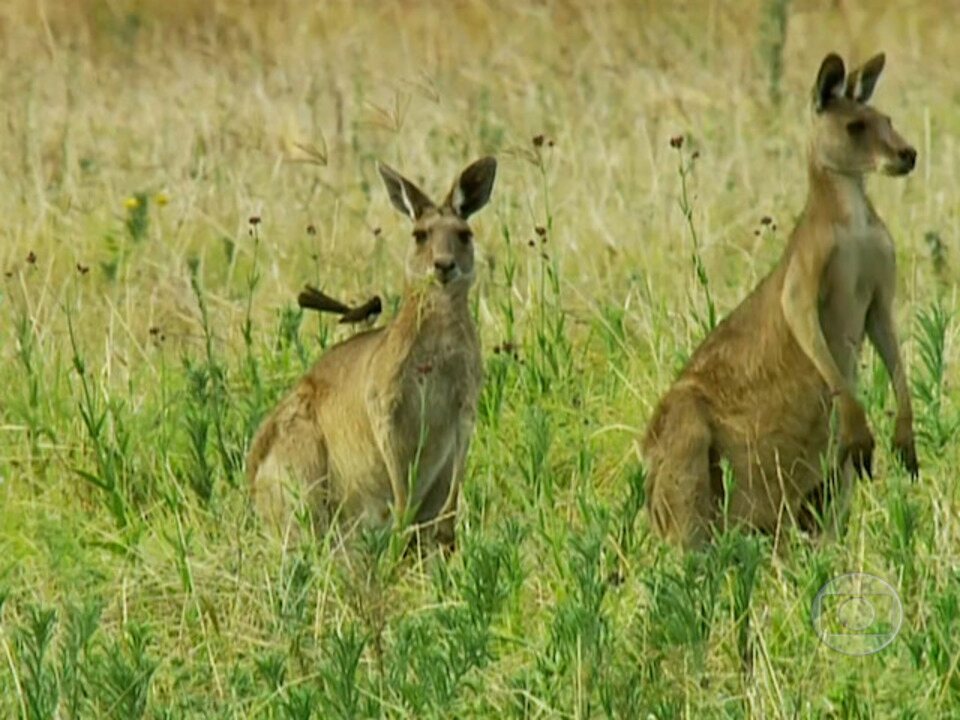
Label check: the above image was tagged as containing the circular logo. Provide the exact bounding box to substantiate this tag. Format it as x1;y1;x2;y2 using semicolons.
811;573;902;656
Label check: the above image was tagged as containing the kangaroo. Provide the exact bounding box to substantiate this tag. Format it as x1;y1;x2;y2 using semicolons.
247;156;496;550
642;52;918;550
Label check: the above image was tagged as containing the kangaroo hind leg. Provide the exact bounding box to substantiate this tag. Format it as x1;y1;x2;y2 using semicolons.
247;396;331;544
644;391;721;550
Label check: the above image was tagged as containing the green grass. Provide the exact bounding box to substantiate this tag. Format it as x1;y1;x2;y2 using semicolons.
2;0;960;717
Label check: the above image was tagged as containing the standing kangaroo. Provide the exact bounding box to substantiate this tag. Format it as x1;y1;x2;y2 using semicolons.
247;157;496;549
643;52;918;549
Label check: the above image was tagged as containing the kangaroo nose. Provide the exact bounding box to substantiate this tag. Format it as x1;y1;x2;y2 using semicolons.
434;258;456;282
899;147;917;169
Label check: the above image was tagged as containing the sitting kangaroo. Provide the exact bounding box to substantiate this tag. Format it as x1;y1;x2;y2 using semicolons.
247;157;496;549
643;52;918;549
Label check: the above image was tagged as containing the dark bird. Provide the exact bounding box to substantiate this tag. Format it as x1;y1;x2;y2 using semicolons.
297;285;383;325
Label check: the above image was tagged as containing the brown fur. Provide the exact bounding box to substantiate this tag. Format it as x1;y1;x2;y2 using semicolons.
247;157;497;550
642;52;919;550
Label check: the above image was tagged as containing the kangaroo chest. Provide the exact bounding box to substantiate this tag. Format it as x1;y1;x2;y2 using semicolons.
392;338;479;502
818;221;895;379
401;338;480;421
377;318;480;448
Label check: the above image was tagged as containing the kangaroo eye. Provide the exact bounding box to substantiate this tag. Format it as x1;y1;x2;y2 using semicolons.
458;229;473;244
413;229;427;244
847;119;867;136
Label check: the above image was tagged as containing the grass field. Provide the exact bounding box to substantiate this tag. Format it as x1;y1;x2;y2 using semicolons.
1;0;959;716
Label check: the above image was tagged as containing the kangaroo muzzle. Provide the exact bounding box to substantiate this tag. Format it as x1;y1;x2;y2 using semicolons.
889;146;917;175
433;257;459;284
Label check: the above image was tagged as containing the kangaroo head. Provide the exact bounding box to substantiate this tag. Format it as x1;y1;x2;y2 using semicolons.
377;157;497;293
810;52;916;177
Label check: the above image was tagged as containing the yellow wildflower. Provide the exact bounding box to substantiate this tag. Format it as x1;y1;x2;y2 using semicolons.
155;192;169;207
124;196;140;210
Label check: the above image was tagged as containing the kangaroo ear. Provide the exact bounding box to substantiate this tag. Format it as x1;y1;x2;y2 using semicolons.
844;53;885;104
812;53;846;112
444;156;497;220
377;162;436;221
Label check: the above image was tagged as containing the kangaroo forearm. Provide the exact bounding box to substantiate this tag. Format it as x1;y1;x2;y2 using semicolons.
865;302;913;419
783;307;852;397
781;253;855;399
894;370;913;421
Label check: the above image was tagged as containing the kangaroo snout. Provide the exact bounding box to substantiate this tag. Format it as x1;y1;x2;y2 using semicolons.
433;257;457;282
885;145;916;176
898;146;917;171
